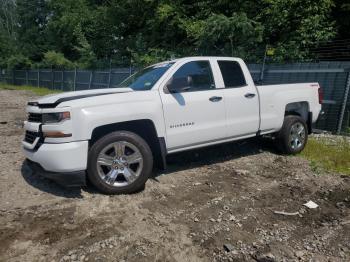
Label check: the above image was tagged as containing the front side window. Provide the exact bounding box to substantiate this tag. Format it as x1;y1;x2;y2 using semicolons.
218;60;246;88
172;61;215;91
118;62;174;90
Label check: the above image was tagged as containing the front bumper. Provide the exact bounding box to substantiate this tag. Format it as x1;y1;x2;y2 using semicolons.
22;140;88;187
26;159;86;187
22;140;89;172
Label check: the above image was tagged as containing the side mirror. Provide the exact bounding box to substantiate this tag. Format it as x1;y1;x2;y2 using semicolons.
166;76;192;93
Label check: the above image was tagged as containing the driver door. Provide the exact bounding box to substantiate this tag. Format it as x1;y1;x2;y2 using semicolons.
159;59;226;152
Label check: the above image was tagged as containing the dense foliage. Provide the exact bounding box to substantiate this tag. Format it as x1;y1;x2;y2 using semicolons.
0;0;348;69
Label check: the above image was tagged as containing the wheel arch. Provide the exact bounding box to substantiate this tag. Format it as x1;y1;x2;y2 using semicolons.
284;101;312;134
90;119;167;170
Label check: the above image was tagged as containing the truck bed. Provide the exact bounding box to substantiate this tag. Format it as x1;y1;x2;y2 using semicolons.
256;83;322;133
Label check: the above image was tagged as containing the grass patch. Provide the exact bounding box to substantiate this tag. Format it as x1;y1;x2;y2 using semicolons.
301;137;350;175
0;83;62;96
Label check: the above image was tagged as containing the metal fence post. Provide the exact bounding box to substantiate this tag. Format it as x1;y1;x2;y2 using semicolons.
337;71;350;134
37;69;40;88
61;70;64;90
25;70;29;85
108;69;112;88
12;70;15;85
89;71;93;89
258;45;268;83
51;68;54;89
73;68;77;91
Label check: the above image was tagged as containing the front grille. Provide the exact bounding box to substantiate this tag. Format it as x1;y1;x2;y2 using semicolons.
28;113;42;123
24;131;39;144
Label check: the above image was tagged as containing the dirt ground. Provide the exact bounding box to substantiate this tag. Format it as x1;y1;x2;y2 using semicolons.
0;89;349;262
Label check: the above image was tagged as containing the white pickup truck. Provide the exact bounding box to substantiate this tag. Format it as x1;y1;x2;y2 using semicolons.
22;57;322;194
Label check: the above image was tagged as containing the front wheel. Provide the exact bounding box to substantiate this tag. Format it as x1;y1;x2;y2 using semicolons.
276;115;308;154
87;131;153;194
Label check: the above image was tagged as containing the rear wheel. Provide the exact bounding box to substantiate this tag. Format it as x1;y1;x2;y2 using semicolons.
87;131;153;194
276;115;308;154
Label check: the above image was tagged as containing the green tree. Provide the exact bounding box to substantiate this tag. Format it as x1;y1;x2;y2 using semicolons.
259;0;335;61
0;0;344;68
16;0;51;61
6;54;32;69
46;0;96;66
332;0;350;38
193;13;263;59
41;51;75;69
0;0;17;68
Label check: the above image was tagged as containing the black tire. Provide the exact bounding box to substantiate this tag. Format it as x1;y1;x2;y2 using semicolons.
87;131;153;194
275;115;308;154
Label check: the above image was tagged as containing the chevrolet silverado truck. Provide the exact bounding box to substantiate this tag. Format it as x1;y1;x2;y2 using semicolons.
22;57;322;194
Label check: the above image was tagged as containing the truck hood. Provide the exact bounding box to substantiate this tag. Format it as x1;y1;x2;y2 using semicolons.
28;88;134;108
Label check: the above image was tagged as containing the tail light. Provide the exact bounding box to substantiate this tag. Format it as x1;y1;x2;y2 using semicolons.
318;87;324;104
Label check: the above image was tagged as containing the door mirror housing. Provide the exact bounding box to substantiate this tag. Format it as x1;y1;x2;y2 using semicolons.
166;76;192;93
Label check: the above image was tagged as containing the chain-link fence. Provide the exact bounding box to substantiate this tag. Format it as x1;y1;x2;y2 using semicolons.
0;68;134;91
1;62;350;134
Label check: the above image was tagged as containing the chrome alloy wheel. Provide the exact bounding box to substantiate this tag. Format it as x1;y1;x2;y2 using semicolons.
289;122;306;150
96;141;143;187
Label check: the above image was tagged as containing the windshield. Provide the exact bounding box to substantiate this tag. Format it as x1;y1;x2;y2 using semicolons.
118;62;174;90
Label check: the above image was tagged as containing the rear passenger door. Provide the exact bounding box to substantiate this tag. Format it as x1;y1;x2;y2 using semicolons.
217;60;260;137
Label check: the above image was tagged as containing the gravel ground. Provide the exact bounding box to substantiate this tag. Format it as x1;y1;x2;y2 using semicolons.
0;89;349;262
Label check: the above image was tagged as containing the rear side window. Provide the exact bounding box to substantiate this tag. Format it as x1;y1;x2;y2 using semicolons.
218;61;246;88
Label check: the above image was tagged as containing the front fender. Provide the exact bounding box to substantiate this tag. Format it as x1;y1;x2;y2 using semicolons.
71;100;165;141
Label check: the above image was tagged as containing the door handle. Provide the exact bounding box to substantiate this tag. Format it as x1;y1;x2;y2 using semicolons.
209;96;222;102
244;93;256;98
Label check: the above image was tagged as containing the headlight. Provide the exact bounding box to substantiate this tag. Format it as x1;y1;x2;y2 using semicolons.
42;112;70;124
